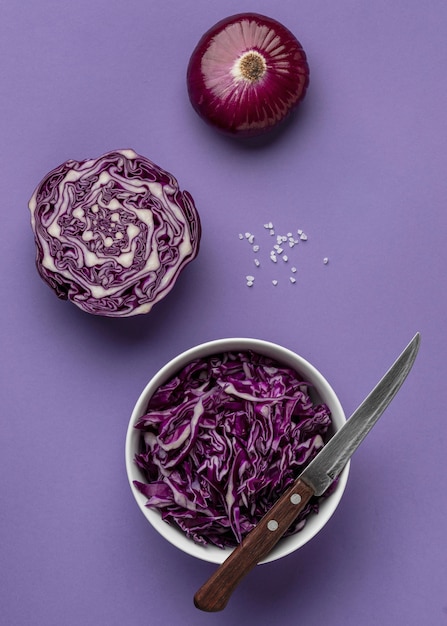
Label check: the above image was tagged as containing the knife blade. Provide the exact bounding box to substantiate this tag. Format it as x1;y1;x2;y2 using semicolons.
194;333;421;612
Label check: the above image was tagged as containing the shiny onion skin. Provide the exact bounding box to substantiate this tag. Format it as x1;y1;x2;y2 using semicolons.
29;149;201;317
187;13;310;137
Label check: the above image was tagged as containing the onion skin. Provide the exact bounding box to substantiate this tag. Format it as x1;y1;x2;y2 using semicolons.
187;13;310;137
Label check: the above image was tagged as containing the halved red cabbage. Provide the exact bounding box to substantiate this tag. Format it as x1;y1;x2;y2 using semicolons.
28;149;201;317
134;350;335;548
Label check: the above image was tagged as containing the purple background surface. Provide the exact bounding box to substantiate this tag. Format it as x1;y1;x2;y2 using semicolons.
1;1;446;625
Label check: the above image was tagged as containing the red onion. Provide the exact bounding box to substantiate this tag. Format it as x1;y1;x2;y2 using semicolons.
187;13;310;137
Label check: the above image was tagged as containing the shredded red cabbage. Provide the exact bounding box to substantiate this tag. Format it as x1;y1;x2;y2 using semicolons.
134;351;334;548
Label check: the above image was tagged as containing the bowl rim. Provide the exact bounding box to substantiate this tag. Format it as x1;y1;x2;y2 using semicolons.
125;337;350;564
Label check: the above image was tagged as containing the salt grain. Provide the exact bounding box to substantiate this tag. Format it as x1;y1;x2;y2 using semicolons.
290;277;296;284
272;280;278;286
291;267;297;273
282;255;288;262
323;257;329;265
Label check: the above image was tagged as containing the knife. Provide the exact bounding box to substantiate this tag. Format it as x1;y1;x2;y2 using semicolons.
194;332;421;612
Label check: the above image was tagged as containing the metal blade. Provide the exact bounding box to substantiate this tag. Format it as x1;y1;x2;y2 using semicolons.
300;332;421;495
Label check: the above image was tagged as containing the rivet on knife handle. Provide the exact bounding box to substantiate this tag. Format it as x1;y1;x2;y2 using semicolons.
193;478;314;612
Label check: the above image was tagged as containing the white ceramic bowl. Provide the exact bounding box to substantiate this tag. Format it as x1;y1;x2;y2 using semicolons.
125;338;349;564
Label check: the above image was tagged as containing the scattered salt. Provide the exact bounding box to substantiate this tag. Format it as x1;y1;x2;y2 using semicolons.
239;223;324;287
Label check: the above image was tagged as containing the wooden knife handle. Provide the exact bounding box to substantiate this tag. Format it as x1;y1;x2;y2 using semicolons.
194;478;314;612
